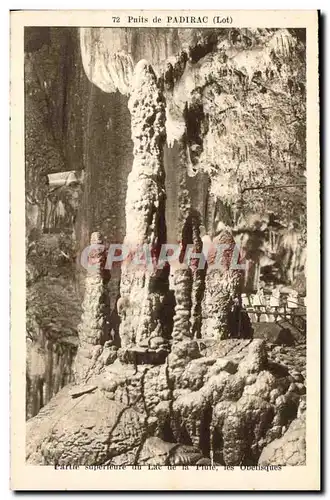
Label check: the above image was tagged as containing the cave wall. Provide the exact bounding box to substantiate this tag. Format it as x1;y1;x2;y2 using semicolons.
24;27;96;416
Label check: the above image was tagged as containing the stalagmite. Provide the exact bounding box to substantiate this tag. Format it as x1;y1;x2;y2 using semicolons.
118;60;169;361
190;215;206;339
172;266;193;342
202;229;242;339
172;213;206;342
168;135;206;343
73;231;109;382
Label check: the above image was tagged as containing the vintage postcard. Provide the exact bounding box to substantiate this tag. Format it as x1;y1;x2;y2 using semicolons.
10;10;320;490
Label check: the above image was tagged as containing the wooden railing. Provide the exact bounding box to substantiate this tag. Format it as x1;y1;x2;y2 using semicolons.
241;292;306;334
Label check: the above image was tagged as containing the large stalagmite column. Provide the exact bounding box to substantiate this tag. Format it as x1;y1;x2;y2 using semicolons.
118;60;169;360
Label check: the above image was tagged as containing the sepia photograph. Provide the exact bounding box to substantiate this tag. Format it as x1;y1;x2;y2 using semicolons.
10;10;320;490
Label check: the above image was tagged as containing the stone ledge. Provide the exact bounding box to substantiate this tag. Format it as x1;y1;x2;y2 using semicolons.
117;346;170;365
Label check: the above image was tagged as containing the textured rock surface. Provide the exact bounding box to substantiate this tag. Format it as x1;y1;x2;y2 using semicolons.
26;336;77;419
252;322;296;346
73;232;111;383
79;27;306;238
27;339;304;466
268;342;306;380
172;268;193;341
118;60;170;352
202;230;243;339
258;413;306;466
80;28;220;95
26;386;152;465
169;340;301;464
24;27;127;417
138;437;205;466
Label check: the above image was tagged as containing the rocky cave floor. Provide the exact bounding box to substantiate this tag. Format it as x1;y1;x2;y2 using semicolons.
26;336;306;468
268;342;306;380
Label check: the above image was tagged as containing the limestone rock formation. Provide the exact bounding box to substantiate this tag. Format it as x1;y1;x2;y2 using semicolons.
25;27;307;467
79;28;306;234
73;232;111;383
253;322;296;346
202;230;243;339
27;339;303;466
258;413;306;466
118;60;169;357
26;336;77;419
169;340;300;464
172;267;193;341
26;386;151;466
138;437;205;466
